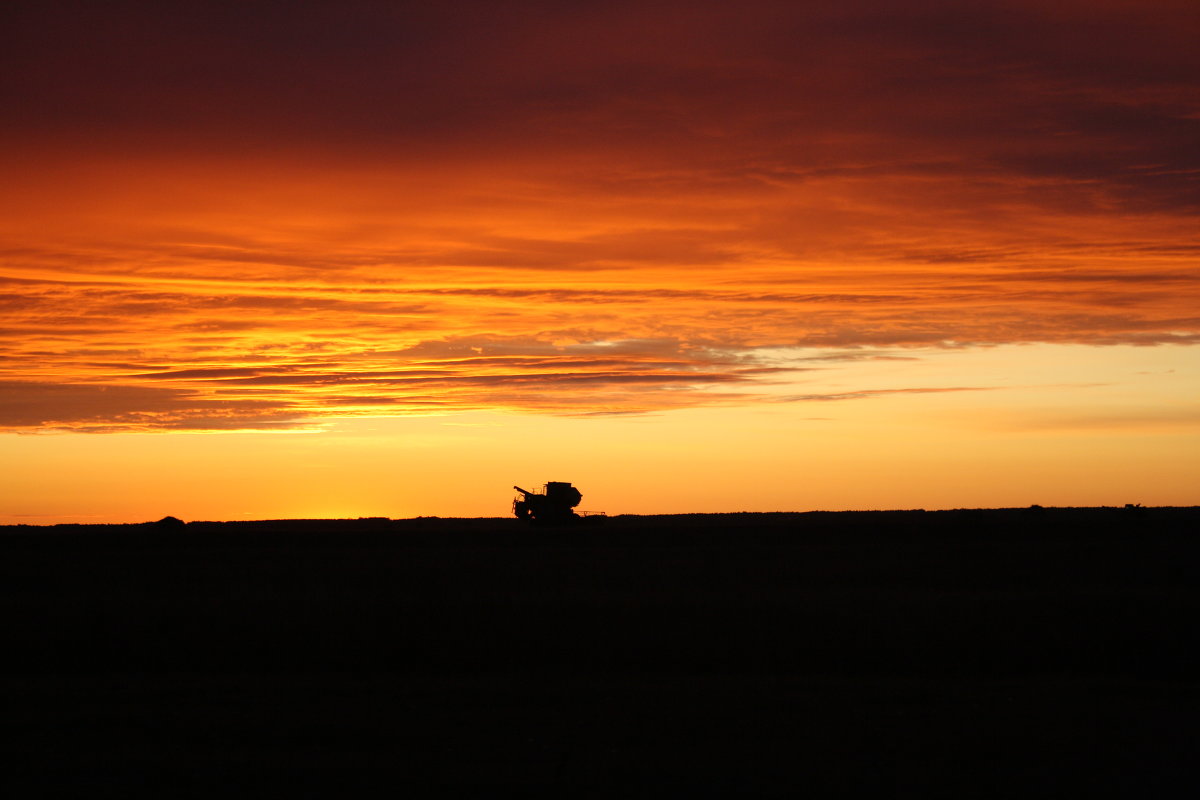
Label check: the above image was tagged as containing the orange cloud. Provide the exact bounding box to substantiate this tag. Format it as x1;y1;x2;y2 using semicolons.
1;1;1197;431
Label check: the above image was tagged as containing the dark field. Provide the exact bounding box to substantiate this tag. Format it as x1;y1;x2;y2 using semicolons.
3;508;1198;795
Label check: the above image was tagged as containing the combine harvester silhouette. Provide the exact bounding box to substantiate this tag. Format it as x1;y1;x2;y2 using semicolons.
512;482;605;525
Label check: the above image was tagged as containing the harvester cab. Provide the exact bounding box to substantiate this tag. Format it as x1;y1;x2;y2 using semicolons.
512;481;583;524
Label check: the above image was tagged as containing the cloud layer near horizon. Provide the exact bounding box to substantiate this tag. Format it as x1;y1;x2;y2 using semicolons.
2;1;1197;431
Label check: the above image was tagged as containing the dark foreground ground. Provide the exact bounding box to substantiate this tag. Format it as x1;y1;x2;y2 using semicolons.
2;507;1198;795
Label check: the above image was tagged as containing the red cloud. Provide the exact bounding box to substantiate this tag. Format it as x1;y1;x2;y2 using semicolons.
1;2;1197;430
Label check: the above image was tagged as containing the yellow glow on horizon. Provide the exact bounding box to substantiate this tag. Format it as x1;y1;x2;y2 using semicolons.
3;343;1195;524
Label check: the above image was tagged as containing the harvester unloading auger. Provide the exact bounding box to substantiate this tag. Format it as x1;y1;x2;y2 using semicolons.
512;482;583;524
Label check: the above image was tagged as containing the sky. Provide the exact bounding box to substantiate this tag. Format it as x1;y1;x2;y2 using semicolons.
2;0;1198;522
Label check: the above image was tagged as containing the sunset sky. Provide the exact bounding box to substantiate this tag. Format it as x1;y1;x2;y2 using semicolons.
3;0;1198;522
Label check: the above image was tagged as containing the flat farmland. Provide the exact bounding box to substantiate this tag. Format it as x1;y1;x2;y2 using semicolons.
3;508;1197;794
